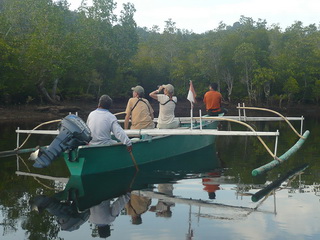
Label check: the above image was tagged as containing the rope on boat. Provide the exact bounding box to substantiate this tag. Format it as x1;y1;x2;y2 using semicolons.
17;119;61;150
237;106;305;139
129;151;139;171
195;116;280;161
18;155;55;190
114;111;126;116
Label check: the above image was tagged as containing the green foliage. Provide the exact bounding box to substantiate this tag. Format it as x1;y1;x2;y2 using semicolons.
312;79;320;104
283;76;299;103
0;0;139;104
0;2;320;106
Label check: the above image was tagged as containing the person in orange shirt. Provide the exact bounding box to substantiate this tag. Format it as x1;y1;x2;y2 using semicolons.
203;83;228;116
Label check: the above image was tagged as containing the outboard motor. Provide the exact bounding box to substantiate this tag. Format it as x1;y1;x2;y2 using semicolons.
30;195;90;232
33;114;91;168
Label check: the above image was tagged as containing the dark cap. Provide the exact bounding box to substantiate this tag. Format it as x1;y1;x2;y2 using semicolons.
98;225;111;238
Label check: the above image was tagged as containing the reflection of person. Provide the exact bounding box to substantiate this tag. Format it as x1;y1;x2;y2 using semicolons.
149;84;179;129
87;94;132;152
125;192;151;225
203;83;228;116
149;184;174;218
29;195;90;232
89;193;131;238
202;172;221;199
124;85;155;130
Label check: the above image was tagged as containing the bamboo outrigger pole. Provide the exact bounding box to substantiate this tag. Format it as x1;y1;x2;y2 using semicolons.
0;147;39;158
235;105;310;176
252;130;310;176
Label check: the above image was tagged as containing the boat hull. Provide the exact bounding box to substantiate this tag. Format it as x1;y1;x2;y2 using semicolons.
59;144;221;211
64;120;218;176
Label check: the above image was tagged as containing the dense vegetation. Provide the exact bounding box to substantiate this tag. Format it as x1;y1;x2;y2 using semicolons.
1;0;320;106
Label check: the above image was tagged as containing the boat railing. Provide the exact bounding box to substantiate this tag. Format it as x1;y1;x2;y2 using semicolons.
15;128;280;137
236;103;305;135
117;103;304;134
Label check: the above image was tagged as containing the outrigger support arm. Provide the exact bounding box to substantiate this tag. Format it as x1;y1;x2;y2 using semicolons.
237;106;305;139
196;117;281;161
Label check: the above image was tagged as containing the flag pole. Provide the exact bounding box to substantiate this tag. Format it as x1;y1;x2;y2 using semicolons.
190;104;193;130
187;80;196;130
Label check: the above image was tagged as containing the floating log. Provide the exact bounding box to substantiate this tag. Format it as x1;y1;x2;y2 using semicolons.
36;106;81;113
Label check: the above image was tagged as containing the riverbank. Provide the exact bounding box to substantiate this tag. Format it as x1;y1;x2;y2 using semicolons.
0;100;319;123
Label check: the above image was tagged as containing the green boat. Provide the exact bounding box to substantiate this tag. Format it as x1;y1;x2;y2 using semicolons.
12;105;308;177
55;144;221;211
64;119;219;176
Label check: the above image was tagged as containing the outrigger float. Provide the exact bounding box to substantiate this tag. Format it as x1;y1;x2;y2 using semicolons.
2;103;309;177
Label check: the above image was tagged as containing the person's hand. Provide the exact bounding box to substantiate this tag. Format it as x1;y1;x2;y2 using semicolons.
127;145;132;152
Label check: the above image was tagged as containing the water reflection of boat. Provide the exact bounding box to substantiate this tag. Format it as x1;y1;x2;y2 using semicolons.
28;145;220;236
25;146;316;239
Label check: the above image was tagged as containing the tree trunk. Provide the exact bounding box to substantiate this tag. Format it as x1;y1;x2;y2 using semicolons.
37;80;58;105
51;78;59;101
222;69;233;103
264;82;270;106
244;64;252;104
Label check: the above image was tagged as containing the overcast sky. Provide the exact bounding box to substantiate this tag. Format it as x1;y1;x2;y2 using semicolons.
68;0;320;33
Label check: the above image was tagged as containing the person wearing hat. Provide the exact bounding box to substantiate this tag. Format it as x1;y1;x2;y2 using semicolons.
124;85;155;129
149;84;179;129
125;193;151;225
87;94;132;152
149;183;174;218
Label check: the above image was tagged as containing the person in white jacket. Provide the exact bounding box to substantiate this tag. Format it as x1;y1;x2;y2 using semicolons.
87;95;132;152
89;193;131;238
149;84;179;129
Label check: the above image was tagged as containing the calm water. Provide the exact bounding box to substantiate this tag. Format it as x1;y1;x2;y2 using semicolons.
0;116;319;240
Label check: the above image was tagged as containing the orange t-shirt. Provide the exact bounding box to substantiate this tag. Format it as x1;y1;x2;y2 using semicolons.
203;90;222;112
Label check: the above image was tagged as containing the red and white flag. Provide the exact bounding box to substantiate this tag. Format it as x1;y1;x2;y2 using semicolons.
187;80;196;107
